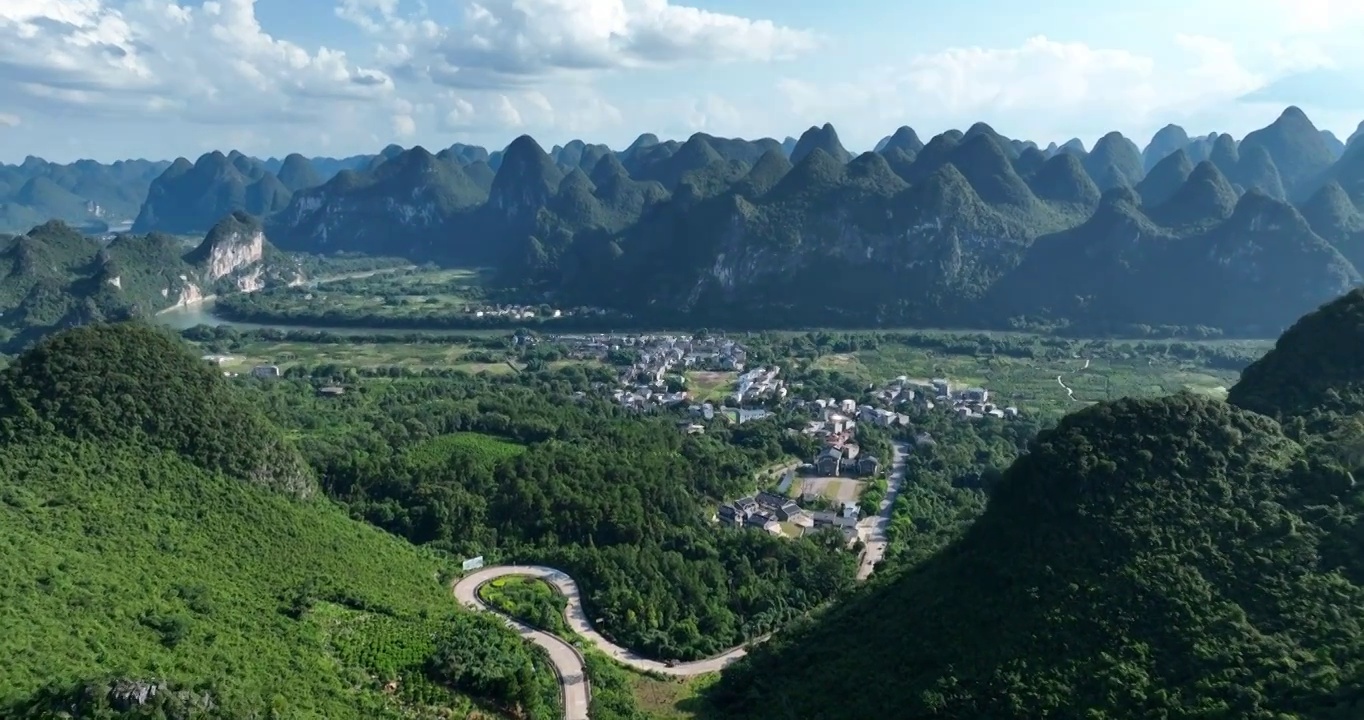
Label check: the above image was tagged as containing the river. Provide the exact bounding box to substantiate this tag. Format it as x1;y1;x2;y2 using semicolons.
153;267;439;334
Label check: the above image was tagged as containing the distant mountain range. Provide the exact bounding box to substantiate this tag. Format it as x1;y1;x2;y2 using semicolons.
4;106;1364;336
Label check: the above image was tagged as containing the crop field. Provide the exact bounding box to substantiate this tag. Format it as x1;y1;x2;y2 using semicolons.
301;268;488;313
264;267;490;319
197;340;517;373
810;341;1260;419
193;337;603;375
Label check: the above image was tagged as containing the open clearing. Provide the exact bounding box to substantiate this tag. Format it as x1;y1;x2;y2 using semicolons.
686;371;736;402
800;476;865;503
629;673;715;719
195;340;517;373
193;339;603;375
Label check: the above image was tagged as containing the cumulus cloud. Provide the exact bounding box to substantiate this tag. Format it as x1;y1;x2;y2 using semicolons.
343;0;818;89
436;87;623;137
0;0;392;123
776;35;1274;146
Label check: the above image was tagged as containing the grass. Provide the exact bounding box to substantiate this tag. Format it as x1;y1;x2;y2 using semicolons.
195;339;557;375
685;371;736;402
628;673;717;719
799;477;865;504
406;432;526;471
809;344;1250;419
290;268;488;319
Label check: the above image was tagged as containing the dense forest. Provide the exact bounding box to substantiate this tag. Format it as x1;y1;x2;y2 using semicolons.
707;289;1364;719
239;368;858;661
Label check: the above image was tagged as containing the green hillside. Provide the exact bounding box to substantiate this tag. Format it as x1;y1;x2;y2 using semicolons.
706;289;1364;720
0;324;558;719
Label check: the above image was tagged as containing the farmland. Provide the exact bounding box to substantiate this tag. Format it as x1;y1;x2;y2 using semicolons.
269;268;488;319
802;336;1265;420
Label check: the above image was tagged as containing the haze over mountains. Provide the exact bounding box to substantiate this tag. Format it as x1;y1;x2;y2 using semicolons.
4;105;1364;336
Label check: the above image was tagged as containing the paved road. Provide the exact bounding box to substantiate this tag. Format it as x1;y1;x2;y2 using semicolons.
456;447;909;718
855;440;908;580
454;567;593;720
455;565;752;679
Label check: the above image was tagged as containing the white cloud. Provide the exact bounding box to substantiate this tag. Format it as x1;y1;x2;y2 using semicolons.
0;0;392;124
1267;0;1364;33
0;112;19;127
344;0;818;89
434;87;622;138
392;113;416;137
776;35;1282;146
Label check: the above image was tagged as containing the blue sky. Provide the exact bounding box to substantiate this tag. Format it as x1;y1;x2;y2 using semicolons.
1;0;1362;163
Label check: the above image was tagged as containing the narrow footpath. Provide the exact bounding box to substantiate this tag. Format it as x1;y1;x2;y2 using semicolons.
452;441;911;718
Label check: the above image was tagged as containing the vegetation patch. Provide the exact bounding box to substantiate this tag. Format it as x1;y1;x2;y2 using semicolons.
627;672;716;719
406;432;526;471
791;331;1262;420
684;371;736;402
0;439;514;719
476;576;570;637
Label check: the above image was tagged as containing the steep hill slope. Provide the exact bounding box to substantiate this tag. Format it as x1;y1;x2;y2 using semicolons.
226;106;1364;336
0;323;312;495
0;325;558;719
133;151;292;235
0;216;302;344
707;290;1364;720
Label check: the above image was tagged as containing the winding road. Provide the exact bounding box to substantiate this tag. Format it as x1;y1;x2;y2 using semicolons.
452;441;910;719
1056;357;1090;403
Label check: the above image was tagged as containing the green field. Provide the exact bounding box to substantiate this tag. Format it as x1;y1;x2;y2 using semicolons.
809;342;1260;418
628;673;716;719
193;338;609;376
295;268;489;318
685;371;736;402
406;432;527;470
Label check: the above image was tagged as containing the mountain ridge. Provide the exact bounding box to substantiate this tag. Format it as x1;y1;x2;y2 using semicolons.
706;287;1364;719
7;106;1364;337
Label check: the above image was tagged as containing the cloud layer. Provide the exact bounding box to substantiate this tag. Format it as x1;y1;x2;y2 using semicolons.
1;0;1362;161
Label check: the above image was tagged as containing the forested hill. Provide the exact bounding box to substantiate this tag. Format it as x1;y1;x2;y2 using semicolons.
0;323;312;495
706;288;1364;720
0;323;565;719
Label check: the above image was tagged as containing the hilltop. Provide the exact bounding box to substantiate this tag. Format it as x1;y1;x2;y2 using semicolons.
0;157;169;234
0;214;305;347
0;323;560;718
240;107;1364;334
0;324;312;495
705;289;1364;719
7;105;1364;335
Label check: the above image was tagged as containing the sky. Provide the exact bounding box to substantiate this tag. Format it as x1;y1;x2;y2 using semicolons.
2;0;1364;163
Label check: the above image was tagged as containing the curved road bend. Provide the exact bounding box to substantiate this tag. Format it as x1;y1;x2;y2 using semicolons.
454;440;911;717
454;567;593;720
